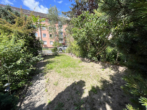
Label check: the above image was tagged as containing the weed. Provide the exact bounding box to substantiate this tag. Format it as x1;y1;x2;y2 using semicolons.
74;100;84;110
45;88;48;92
96;75;100;81
54;81;58;86
54;102;64;110
78;60;82;63
46;78;49;83
102;69;105;71
23;95;25;98
29;82;33;86
56;70;61;73
48;99;51;104
91;86;97;94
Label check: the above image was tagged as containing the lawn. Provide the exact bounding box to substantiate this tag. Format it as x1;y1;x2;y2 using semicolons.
44;54;129;110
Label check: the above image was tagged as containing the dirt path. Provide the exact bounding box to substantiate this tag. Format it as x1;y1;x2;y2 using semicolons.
20;60;48;110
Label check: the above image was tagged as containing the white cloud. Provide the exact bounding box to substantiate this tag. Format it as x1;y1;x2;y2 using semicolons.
22;0;48;13
1;0;13;5
57;0;63;3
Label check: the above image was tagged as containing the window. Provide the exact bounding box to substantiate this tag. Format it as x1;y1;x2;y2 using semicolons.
59;32;63;38
43;41;47;45
41;26;46;30
35;33;38;37
50;41;53;45
59;38;63;42
50;34;52;38
59;38;63;43
43;33;46;37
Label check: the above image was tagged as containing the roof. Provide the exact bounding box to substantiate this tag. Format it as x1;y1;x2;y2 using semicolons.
0;4;48;18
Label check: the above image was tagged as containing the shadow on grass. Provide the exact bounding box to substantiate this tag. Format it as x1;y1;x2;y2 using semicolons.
35;55;57;74
30;73;129;110
21;55;130;110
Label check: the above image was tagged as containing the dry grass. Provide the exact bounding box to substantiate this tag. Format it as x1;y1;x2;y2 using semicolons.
44;54;129;110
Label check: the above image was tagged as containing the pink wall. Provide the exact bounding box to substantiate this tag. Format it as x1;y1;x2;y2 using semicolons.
35;18;67;48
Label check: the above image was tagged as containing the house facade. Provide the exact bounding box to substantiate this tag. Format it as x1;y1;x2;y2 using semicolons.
0;4;67;48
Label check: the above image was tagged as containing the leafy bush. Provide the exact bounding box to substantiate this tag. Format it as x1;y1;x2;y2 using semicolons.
52;47;58;55
51;41;61;55
98;0;147;109
66;41;81;57
71;11;110;61
0;5;42;109
122;73;147;110
0;93;18;110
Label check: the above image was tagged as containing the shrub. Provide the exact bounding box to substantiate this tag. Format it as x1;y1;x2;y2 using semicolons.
0;93;18;110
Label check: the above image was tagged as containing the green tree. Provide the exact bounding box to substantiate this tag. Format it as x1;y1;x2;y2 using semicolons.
71;11;110;61
0;5;42;109
97;0;147;109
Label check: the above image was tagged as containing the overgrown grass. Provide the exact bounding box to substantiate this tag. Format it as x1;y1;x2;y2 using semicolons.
45;54;82;78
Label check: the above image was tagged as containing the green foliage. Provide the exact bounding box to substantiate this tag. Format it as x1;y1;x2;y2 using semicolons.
139;97;147;108
122;74;147;109
0;93;18;110
66;41;81;57
91;86;97;94
124;97;147;110
68;0;147;109
54;81;58;86
0;5;42;109
98;0;147;109
51;41;62;55
52;47;58;56
54;102;64;110
45;55;81;78
71;11;110;60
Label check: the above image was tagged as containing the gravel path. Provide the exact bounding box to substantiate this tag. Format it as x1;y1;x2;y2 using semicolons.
21;60;47;110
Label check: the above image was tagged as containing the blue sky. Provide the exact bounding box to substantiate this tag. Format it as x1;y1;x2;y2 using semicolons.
0;0;74;14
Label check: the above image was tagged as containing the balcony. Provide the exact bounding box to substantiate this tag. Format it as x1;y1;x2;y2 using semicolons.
59;41;64;43
59;35;63;38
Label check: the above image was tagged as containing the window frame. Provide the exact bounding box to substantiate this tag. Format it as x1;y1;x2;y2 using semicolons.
41;26;46;30
43;41;47;45
50;41;53;45
43;33;46;37
35;33;38;37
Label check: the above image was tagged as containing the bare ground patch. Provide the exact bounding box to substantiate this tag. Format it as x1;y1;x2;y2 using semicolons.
44;54;129;110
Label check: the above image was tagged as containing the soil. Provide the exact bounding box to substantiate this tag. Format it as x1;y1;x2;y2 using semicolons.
20;54;130;110
20;60;48;110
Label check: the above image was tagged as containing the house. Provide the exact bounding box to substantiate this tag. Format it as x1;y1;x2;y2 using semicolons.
0;4;67;48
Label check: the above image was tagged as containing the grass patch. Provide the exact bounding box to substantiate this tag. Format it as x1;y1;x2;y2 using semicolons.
45;88;48;92
46;78;49;83
45;54;82;78
48;99;51;104
54;81;58;86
